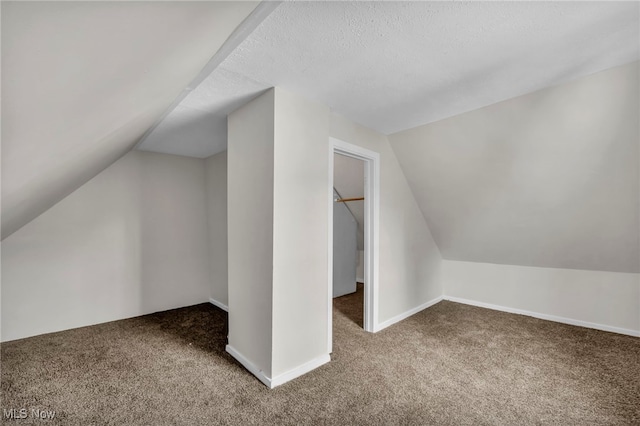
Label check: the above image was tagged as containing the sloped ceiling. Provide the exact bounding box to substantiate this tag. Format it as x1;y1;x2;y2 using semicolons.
138;1;639;158
390;62;639;274
136;67;270;158
1;1;259;239
4;1;638;276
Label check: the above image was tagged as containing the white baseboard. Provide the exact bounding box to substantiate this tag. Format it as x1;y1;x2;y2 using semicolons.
443;295;640;337
209;298;228;312
225;345;271;387
356;277;365;284
375;295;444;332
226;345;330;389
270;353;331;388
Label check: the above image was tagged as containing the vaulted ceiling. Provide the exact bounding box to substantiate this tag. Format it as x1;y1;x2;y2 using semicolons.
1;1;260;239
390;62;639;273
3;1;638;275
136;1;639;274
138;1;639;157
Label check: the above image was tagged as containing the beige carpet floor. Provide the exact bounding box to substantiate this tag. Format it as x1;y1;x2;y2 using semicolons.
2;284;639;425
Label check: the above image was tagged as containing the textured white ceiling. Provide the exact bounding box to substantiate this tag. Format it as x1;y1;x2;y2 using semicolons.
139;0;639;157
136;68;270;157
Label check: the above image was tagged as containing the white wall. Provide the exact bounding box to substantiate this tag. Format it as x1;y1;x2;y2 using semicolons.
1;150;211;342
390;62;639;273
271;88;330;378
356;250;365;283
330;113;443;325
205;151;228;308
227;88;331;386
332;197;358;298
443;260;640;336
227;89;275;379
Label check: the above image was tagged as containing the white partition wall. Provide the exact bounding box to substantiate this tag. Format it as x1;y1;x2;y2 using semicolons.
226;88;331;388
226;89;276;382
271;89;331;381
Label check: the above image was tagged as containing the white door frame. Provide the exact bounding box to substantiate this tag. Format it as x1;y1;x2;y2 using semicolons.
328;137;380;353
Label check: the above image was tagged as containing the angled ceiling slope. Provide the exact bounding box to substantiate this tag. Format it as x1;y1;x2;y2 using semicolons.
390;62;639;274
1;1;261;240
138;1;639;158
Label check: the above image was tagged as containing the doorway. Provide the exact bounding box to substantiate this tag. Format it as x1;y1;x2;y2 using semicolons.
333;154;363;299
328;138;379;354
